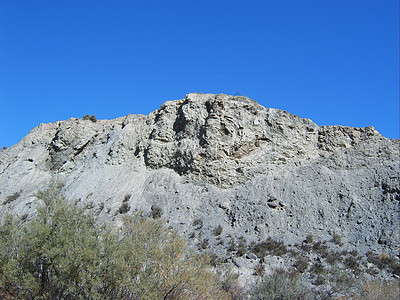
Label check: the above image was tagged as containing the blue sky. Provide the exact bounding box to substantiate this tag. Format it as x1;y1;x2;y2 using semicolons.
1;0;398;147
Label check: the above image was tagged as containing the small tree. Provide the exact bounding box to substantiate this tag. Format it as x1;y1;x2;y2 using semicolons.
2;185;102;298
0;185;233;299
0;213;20;296
116;213;228;299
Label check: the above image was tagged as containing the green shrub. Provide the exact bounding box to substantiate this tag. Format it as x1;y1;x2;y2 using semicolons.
305;234;314;244
324;267;359;297
309;262;325;275
150;204;163;219
326;250;342;265
367;251;400;276
207;252;220;267
236;237;247;257
193;218;203;228
293;256;309;273
249;269;313;300
123;193;131;202
312;241;329;258
200;238;209;249
227;238;236;253
2;190;22;205
332;233;342;245
344;255;361;274
214;224;223;236
390;262;400;276
118;202;130;214
218;268;247;300
0;186;232;299
0;213;19;295
83;115;97;122
299;242;312;252
252;237;287;258
117;215;228;299
0;187;101;298
350;249;359;257
254;263;265;276
19;213;28;221
361;279;400;300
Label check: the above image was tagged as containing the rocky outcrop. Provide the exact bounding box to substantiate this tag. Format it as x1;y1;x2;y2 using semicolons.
0;93;399;284
143;94;321;186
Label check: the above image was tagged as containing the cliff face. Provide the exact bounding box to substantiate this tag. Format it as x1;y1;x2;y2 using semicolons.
0;93;399;279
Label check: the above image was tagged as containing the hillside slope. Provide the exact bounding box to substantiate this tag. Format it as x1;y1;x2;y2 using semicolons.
1;93;399;285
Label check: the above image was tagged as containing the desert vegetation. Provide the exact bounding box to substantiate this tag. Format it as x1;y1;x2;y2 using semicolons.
0;187;233;299
249;268;315;300
191;222;400;299
1;186;399;299
2;190;22;205
82;114;97;122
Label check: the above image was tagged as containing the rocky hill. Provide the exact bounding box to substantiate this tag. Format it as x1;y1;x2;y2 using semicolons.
1;93;399;289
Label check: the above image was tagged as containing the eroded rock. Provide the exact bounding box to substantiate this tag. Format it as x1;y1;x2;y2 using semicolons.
0;93;399;285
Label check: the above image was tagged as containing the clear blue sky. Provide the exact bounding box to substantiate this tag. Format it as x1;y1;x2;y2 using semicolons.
1;0;399;147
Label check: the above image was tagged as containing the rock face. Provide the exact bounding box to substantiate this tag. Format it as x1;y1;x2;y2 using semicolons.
0;93;399;281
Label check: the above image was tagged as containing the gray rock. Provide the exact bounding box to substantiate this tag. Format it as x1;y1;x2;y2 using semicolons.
246;253;257;260
267;202;278;209
0;93;399;285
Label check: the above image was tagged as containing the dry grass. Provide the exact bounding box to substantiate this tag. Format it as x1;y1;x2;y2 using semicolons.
359;280;400;300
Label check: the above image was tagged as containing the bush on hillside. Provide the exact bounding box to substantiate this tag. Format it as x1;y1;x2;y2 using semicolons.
249;269;313;300
83;114;97;122
0;185;231;299
361;279;400;300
